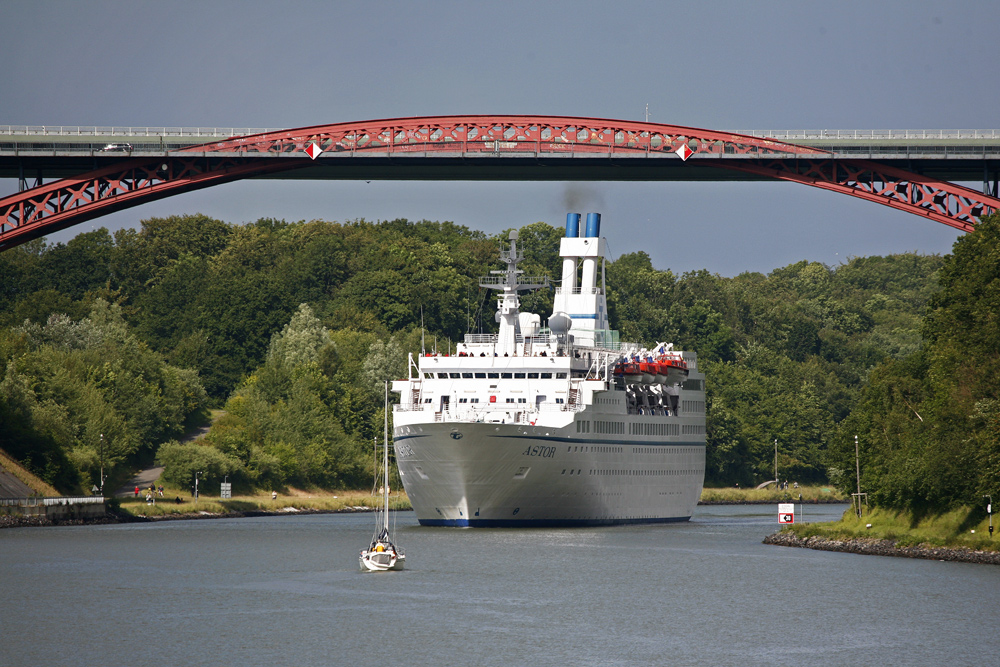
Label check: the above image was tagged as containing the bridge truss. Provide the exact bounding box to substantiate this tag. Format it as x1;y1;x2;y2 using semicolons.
2;115;998;250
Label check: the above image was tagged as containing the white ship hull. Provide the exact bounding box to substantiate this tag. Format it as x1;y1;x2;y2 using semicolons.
393;417;705;527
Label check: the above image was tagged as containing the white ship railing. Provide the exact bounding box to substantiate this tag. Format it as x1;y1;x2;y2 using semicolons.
477;275;549;288
462;333;556;345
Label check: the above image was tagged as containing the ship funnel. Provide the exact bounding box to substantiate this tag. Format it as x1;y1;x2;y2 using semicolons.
565;213;580;238
581;212;601;292
562;212;580;292
585;212;601;238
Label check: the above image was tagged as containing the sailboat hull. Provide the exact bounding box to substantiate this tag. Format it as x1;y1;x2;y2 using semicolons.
359;550;405;571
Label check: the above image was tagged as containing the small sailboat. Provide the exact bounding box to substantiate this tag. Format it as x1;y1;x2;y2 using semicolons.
359;383;405;572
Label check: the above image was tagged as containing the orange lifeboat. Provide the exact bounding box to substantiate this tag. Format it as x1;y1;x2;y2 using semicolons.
657;356;689;385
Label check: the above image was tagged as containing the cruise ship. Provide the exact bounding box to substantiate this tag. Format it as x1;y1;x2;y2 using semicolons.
391;213;706;526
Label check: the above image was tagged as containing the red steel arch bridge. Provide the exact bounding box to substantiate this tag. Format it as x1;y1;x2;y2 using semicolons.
2;115;999;251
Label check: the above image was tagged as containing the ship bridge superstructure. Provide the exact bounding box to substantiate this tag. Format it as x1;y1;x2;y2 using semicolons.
394;213;701;430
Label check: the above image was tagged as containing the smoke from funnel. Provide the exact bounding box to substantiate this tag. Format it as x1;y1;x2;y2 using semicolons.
561;184;605;213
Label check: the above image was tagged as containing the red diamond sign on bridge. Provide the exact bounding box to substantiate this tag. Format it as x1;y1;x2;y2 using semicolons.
675;143;694;161
306;143;323;160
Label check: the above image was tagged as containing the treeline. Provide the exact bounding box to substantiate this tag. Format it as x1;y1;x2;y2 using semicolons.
0;213;949;495
829;213;1000;513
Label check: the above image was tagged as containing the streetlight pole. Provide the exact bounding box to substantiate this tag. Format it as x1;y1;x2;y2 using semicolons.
774;438;778;487
855;435;861;498
986;495;993;538
99;433;105;496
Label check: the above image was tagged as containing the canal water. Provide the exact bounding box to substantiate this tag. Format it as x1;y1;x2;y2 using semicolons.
1;504;997;666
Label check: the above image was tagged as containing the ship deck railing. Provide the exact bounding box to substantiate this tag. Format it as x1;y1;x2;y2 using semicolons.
461;333;556;345
460;330;625;352
394;404;586;421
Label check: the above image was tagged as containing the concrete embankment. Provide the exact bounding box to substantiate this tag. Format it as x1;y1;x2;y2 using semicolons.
764;531;1000;565
1;497;108;527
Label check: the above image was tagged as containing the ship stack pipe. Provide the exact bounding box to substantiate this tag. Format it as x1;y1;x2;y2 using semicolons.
562;213;580;292
580;213;601;294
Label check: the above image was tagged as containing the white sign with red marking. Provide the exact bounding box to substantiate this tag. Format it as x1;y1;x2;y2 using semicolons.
778;502;795;524
675;143;694;161
306;142;323;160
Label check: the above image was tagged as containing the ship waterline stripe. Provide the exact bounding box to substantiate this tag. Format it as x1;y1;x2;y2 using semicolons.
392;433;704;447
418;516;692;527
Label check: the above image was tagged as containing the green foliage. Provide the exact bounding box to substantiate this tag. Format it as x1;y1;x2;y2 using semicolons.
155;440;242;490
0;299;208;493
828;213;1000;512
606;247;943;486
0;212;951;494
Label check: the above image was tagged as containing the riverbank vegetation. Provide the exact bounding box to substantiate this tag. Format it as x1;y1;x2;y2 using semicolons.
699;484;844;504
782;505;997;551
113;488;411;520
2;210;987;517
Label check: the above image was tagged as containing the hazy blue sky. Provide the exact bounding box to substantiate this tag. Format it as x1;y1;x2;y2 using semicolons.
3;0;997;275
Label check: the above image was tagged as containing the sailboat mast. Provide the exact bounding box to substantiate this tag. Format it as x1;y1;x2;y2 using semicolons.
384;381;389;533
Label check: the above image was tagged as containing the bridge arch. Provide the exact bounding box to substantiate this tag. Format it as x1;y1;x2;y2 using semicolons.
2;115;997;251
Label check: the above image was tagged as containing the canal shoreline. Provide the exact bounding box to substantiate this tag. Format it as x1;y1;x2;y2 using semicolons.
764;530;1000;565
0;505;383;529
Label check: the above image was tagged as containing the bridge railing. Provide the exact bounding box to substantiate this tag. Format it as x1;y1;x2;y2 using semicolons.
3;126;999;141
736;129;1000;140
0;126;279;138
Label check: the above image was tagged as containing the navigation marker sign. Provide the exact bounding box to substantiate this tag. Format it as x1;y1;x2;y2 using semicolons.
675;143;694;161
778;502;795;524
306;142;323;160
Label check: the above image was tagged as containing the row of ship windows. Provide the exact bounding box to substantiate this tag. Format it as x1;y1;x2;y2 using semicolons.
562;468;704;476
424;397;566;404
630;423;680;436
577;420;701;434
568;445;701;454
681;400;705;413
568;445;623;453
429;372;569;380
634;446;701;454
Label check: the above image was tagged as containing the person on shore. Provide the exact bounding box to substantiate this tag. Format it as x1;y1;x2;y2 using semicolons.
272;491;277;500
134;486;139;498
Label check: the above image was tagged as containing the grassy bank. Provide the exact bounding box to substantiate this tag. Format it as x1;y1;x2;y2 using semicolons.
116;489;411;519
114;484;845;519
699;485;846;504
781;505;999;552
0;448;60;496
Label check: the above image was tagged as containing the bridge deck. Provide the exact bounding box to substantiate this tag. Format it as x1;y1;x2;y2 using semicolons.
3;126;1000;182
